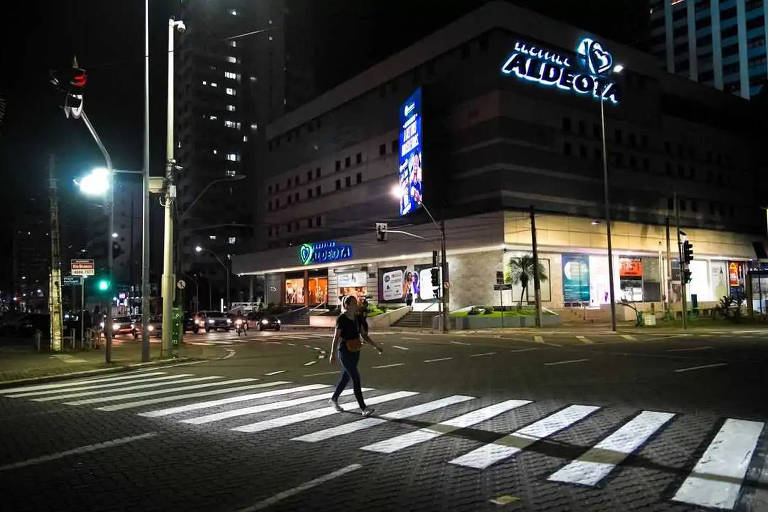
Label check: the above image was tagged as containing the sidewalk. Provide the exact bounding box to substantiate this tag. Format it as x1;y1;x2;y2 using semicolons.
0;338;225;385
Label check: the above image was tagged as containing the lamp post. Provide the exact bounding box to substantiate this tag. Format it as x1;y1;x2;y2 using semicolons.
142;0;151;363
599;63;623;332
195;246;230;312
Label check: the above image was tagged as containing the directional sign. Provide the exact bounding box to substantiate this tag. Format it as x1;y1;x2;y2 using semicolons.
71;259;95;276
62;275;81;287
493;284;513;291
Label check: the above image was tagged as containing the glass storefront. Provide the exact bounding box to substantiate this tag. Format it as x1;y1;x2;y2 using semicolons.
307;277;328;305
285;278;305;304
338;271;367;301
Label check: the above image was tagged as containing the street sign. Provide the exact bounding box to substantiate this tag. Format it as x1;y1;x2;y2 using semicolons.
62;275;81;287
71;259;94;276
177;279;186;290
493;284;513;291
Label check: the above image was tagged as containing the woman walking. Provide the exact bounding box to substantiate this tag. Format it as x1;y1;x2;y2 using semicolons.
329;295;383;415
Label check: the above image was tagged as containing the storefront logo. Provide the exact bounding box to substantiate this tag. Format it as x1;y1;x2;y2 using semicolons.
501;38;620;104
299;241;353;265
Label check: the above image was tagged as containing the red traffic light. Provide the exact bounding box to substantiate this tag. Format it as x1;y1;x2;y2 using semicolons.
70;68;87;88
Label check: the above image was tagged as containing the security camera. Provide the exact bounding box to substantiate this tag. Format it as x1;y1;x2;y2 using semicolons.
174;20;186;33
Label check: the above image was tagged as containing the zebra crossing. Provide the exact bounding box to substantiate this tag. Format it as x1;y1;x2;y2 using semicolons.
1;370;765;510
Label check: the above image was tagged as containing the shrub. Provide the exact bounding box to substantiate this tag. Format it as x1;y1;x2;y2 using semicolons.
483;306;495;315
468;306;482;315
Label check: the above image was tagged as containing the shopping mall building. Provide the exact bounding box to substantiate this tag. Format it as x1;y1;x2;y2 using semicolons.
232;1;768;319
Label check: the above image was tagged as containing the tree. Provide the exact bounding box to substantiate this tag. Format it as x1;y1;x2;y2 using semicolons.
507;255;548;310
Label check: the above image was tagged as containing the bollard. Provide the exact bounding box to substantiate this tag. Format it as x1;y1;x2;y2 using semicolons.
34;329;42;352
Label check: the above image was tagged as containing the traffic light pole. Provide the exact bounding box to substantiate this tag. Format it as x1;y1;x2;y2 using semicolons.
675;192;687;330
141;0;151;363
419;202;449;332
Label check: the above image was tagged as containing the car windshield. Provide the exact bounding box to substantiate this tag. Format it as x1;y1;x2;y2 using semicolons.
205;312;226;318
115;317;131;323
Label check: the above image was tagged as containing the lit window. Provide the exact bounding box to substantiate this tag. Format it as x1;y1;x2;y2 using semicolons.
209;115;218;121
225;170;237;177
227;56;238;64
250;123;258;131
228;40;237;48
228;9;237;16
212;149;218;155
243;135;248;142
210;82;218;88
228;237;237;245
202;80;208;86
249;76;257;82
226;153;239;162
225;88;236;96
226;105;235;112
224;120;237;128
224;71;239;80
209;235;217;240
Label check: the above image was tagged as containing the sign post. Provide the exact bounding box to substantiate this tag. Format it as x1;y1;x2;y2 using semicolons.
81;276;85;347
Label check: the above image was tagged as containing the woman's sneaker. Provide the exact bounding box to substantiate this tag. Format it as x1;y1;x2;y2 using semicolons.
328;398;343;412
361;407;375;417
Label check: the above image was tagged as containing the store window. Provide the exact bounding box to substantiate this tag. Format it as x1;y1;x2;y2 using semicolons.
285;278;305;304
619;256;643;302
308;277;328;305
337;272;367;302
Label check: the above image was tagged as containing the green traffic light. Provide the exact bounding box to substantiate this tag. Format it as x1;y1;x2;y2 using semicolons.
98;279;110;291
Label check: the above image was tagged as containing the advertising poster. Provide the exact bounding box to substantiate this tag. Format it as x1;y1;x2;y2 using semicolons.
379;266;405;302
337;272;367;302
619;256;643;302
728;261;744;296
379;264;439;303
562;254;590;303
712;261;729;300
415;263;439;302
398;88;423;216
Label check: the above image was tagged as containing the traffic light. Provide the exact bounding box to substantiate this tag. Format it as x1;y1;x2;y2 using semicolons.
49;57;87;119
94;276;112;295
376;222;387;242
682;241;694;263
683;269;692;284
431;268;440;290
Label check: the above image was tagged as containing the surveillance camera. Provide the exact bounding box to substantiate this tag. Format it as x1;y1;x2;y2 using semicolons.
176;21;186;33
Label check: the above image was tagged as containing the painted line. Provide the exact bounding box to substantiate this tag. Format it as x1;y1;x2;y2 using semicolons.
450;341;470;346
401;337;419;340
576;336;594;344
621;335;636;341
449;404;599;469
6;374;192;398
548;410;675;486
469;352;496;358
544;359;589;366
666;346;713;352
302;371;338;377
185;341;216;346
265;341;282;345
236;463;363;512
97;382;287;412
65;378;257;406
424;357;452;363
0;433;158;472
286;343;296;346
303;361;318;366
0;371;167;394
674;363;728;373
509;348;540;353
265;370;286;376
232;391;417;433
222;349;236;360
392;345;410;351
672;418;765;510
372;363;405;369
361;400;529;454
138;384;329;418
293;395;475;443
32;376;217;402
534;335;544;343
181;388;372;425
303;345;312;348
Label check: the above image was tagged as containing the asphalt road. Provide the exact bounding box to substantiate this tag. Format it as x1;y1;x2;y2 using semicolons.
1;327;767;511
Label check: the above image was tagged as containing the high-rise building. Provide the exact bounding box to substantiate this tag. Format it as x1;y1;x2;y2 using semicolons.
648;0;768;99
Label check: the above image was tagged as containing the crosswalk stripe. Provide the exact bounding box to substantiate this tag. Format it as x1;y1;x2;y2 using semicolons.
547;410;675;486
97;381;289;412
672;418;765;510
448;404;599;469
138;384;329;418
621;335;636;341
64;378;258;406
576;336;593;344
360;399;530;454
181;388;373;425
32;376;215;402
232;391;417;433
292;395;475;443
7;374;193;398
534;336;544;343
0;371;167;394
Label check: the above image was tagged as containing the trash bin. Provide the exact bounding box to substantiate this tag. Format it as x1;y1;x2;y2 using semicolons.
643;313;657;326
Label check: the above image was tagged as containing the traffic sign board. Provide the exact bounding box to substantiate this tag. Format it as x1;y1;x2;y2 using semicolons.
62;275;81;286
71;259;95;276
177;280;186;290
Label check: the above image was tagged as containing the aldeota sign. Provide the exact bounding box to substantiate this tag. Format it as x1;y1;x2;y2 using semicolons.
299;241;353;265
501;38;620;104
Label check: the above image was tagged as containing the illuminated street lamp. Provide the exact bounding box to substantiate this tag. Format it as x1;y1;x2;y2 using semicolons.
76;167;110;196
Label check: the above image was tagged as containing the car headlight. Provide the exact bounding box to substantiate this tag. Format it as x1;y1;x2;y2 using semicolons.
226;319;232;324
130;324;135;329
99;322;105;328
112;323;120;331
261;319;268;324
148;325;154;331
276;319;281;324
208;319;215;324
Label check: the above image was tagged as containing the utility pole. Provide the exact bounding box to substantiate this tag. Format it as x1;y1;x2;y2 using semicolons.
675;192;687;329
48;155;63;352
665;216;672;320
600;98;617;331
141;0;151;362
530;206;543;327
439;220;450;332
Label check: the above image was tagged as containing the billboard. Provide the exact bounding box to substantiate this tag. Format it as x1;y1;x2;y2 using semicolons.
398;88;423;216
562;254;590;302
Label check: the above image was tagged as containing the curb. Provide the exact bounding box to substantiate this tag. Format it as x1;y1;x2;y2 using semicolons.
0;357;204;389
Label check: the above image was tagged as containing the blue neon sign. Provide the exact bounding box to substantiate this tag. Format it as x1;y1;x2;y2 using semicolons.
299;241;353;265
501;38;620;104
398;88;423;216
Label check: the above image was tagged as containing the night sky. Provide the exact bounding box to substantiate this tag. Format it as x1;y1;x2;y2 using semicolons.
0;0;647;291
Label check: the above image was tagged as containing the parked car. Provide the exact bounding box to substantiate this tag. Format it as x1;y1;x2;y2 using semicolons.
248;312;281;331
193;311;232;333
132;315;162;338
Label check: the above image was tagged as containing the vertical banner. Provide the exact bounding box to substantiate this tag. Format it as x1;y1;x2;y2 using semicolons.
398;88;423;216
562;254;590;303
728;261;744;296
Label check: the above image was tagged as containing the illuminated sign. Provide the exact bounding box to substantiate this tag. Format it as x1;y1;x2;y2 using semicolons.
398;88;423;216
501;38;620;104
299;241;353;265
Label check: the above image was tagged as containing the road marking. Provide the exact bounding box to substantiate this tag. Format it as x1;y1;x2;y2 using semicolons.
424;357;453;363
674;363;728;373
32;376;219;402
303;361;318;366
0;432;158;472
450;341;470;346
232;391;417;433
360;400;530;454
237;463;363;512
469;352;496;357
96;382;288;412
449;404;599;469
286;343;296;346
181;388;371;425
372;363;405;369
672;418;764;510
50;354;88;363
6;374;193;398
185;341;216;346
544;359;589;366
576;335;594;344
392;345;409;351
401;337;419;340
666;346;713;352
138;384;329;418
265;370;286;376
265;341;282;345
64;378;257;406
292;395;475;443
548;410;675;486
0;371;167;394
621;335;636;341
534;335;544;343
509;348;540;353
302;371;338;377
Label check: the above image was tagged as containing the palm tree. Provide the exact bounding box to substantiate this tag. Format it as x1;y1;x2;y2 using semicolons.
507;255;548;310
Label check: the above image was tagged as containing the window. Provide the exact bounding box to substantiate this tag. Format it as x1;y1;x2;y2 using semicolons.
345;176;351;187
268;185;272;194
629;133;636;147
335;160;341;171
643;158;650;171
335;179;341;190
678;164;685;177
224;71;239;80
356;153;362;164
664;141;671;154
379;144;386;156
308;218;313;228
641;135;648;148
225;88;236;96
307;189;313;199
580;145;587;158
226;105;236;112
268;201;272;211
593;123;600;138
345;156;351;168
250;123;258;131
224;121;241;129
228;8;238;15
356;172;362;184
563;142;572;155
287;223;292;233
315;185;321;196
287;177;292;187
210;82;218;88
316;167;321;178
562;117;571;131
228;40;237;48
691;200;698;212
209;235;217;240
209;115;218;121
294;192;299;202
275;183;280;192
288;195;292;205
227;56;238;64
614;129;623;144
268;227;273;236
630;155;637;168
275;198;280;208
307;171;312;181
578;120;585;135
226;153;239;161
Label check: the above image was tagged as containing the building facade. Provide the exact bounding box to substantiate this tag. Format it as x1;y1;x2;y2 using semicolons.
648;0;768;99
234;1;768;318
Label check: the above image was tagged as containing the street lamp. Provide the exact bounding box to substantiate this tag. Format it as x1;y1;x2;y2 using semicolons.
195;246;231;312
600;63;623;332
